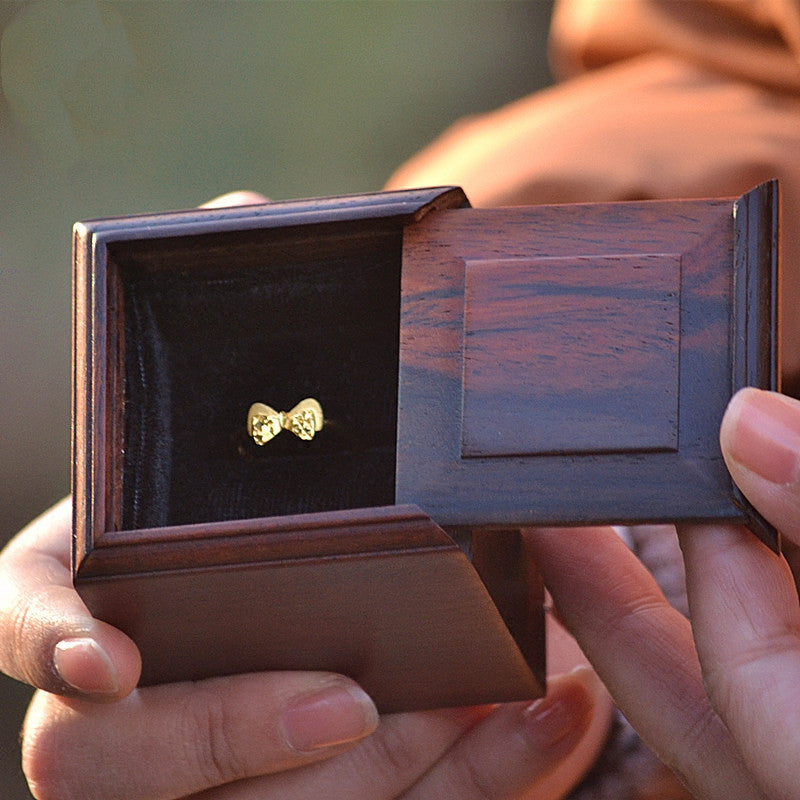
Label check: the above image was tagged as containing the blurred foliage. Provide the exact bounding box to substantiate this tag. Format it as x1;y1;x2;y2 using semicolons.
0;2;553;796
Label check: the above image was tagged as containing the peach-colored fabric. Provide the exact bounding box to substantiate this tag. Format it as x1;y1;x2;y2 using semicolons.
549;0;800;92
386;0;800;384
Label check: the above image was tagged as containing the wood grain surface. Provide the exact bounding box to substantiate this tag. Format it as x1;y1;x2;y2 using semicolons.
398;184;778;546
71;184;777;710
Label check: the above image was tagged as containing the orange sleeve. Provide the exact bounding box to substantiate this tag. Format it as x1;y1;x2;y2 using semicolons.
549;0;800;92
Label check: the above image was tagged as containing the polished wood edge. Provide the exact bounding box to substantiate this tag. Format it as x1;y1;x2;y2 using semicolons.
71;226;82;577
74;504;459;579
71;222;103;575
71;187;471;574
732;180;780;552
732;180;780;394
72;186;470;242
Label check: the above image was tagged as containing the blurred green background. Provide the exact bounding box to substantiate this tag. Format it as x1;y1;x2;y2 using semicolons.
0;1;553;796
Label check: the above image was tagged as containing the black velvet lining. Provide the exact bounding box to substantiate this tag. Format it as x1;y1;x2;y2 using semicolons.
110;222;401;530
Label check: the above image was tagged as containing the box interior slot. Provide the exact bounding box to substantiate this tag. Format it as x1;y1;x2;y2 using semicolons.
109;222;401;530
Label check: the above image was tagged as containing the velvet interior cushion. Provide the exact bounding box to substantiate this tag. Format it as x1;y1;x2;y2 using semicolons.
112;223;402;530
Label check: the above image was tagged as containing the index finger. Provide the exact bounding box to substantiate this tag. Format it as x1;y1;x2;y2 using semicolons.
0;498;141;698
678;522;800;800
524;525;762;800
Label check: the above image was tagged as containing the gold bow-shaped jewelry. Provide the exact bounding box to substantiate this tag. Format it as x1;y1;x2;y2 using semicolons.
247;398;323;445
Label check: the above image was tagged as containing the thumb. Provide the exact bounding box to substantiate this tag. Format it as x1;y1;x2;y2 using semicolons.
720;387;800;545
0;498;141;700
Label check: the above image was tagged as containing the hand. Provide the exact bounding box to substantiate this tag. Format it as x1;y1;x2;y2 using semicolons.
525;387;800;800
4;179;611;798
0;498;612;800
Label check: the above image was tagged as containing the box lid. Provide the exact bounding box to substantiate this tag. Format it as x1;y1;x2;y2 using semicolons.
397;182;779;548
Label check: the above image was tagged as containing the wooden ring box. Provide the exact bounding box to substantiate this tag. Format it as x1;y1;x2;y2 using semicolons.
73;183;779;712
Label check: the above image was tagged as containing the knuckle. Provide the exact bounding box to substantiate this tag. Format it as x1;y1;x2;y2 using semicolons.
700;631;800;734
659;698;721;784
590;591;668;654
180;687;249;786
451;746;497;800
358;717;424;780
3;585;63;690
5;590;37;681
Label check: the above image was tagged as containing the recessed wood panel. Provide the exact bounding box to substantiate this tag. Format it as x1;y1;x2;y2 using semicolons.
461;254;681;457
397;185;778;545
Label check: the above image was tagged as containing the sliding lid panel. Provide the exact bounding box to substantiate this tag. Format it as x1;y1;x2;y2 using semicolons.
397;186;778;544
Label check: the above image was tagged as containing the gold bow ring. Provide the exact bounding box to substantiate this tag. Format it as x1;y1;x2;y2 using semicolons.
247;398;324;444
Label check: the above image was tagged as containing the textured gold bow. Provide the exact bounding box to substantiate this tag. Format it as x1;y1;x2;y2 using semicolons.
247;398;324;444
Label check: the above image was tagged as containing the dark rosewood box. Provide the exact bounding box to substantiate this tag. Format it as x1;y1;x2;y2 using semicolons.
72;183;779;711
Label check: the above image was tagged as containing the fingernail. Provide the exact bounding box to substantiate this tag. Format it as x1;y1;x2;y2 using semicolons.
54;637;119;696
522;667;595;751
723;389;800;485
281;682;379;752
